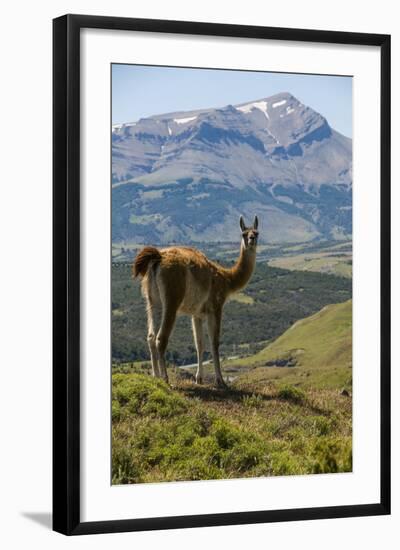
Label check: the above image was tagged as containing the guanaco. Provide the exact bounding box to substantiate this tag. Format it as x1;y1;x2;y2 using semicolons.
133;215;259;388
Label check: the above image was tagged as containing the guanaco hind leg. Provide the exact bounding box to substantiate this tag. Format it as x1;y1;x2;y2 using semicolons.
155;305;178;383
145;299;161;377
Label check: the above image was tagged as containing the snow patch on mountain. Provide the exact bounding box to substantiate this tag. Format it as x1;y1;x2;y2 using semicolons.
174;116;198;125
236;100;269;120
112;122;136;132
272;99;287;108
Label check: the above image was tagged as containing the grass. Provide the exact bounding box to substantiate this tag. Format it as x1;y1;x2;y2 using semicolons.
226;300;352;391
112;372;352;484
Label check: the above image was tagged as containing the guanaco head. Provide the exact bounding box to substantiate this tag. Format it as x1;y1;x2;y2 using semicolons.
239;215;259;250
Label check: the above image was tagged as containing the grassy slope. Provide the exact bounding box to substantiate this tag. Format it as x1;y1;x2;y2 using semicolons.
112;373;352;484
230;300;352;390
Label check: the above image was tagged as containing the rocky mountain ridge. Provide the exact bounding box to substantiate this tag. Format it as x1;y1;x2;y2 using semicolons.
112;92;352;244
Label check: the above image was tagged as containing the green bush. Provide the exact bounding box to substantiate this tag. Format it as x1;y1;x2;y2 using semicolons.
277;384;305;403
311;437;352;473
242;393;264;409
270;450;303;476
112;373;187;419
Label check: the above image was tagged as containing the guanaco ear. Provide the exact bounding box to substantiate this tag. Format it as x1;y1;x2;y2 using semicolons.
239;216;246;232
253;215;258;230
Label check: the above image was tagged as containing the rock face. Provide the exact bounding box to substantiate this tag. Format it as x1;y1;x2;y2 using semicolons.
112;92;352;244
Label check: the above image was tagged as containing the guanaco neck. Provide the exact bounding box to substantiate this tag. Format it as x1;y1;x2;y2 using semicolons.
226;242;257;293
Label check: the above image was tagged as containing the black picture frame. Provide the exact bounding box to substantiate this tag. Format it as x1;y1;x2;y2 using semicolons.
53;14;391;536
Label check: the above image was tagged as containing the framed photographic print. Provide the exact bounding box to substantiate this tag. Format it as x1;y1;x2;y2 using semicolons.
53;14;391;535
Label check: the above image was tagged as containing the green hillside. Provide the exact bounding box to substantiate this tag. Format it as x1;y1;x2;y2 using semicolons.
231;300;352;390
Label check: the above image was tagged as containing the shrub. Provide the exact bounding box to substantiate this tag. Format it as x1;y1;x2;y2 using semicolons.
112;400;121;422
211;420;241;450
312;416;332;436
112;373;187;419
269;450;302;476
224;441;265;472
277;384;305;403
242;393;264;409
311;437;352;473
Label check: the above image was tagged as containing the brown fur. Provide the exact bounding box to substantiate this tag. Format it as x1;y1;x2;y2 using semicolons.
133;246;161;278
133;216;259;387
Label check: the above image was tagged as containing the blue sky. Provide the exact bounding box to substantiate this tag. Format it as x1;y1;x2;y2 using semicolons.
112;64;352;138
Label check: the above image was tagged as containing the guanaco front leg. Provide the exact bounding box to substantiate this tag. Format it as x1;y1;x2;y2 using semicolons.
192;316;204;384
207;309;227;389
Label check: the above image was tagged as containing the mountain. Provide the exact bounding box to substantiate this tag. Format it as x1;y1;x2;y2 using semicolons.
112;92;352;244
